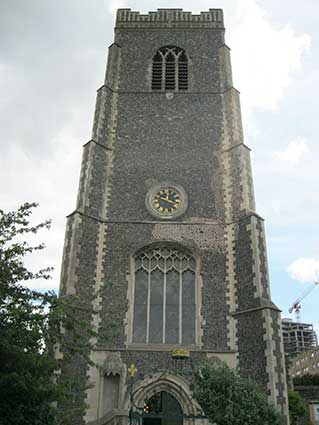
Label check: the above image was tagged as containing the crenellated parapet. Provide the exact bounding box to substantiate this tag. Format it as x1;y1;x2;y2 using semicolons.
116;8;224;29
58;7;290;424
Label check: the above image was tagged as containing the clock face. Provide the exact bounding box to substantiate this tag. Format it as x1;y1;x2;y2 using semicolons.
145;183;188;219
151;187;181;215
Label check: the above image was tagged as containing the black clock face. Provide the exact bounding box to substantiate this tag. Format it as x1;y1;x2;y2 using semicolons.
151;187;181;215
145;183;188;219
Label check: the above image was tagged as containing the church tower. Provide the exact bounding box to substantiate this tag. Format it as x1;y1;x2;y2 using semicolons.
59;8;289;425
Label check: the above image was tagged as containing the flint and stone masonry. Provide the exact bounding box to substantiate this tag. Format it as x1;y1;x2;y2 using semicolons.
59;8;290;425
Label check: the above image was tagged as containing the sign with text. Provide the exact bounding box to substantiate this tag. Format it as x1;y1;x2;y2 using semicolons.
312;404;319;423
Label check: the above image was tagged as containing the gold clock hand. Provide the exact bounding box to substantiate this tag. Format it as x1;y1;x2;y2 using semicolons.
158;196;175;205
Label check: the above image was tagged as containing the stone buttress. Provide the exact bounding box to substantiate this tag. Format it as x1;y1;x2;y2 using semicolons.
59;8;289;425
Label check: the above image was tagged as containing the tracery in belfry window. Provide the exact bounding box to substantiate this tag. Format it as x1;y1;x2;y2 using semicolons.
132;246;196;345
151;46;188;91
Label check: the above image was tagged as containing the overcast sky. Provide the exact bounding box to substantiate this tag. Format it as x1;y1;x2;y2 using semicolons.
1;0;318;333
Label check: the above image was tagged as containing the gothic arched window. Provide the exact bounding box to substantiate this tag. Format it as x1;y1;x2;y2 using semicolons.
151;46;188;91
132;246;196;345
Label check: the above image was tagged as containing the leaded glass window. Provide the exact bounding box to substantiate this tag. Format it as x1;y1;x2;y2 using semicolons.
132;246;196;345
151;46;188;91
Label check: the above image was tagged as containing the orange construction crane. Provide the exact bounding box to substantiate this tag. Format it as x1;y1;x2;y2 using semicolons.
288;281;318;322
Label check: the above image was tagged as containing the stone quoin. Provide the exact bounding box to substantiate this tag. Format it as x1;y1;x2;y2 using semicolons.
59;8;290;425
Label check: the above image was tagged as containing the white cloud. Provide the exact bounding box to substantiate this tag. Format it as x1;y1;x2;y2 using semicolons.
0;127;81;295
255;135;319;225
288;258;319;283
274;139;309;166
24;277;58;292
227;0;311;117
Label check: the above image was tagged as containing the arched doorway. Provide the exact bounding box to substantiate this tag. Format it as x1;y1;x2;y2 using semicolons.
143;391;183;425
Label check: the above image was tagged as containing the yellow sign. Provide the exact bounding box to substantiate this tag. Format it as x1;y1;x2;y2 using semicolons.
171;348;190;359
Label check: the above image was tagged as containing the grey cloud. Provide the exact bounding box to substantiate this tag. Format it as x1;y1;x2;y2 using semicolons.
0;0;114;156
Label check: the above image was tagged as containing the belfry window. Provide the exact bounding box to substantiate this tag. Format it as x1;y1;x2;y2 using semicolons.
132;246;196;345
151;46;188;91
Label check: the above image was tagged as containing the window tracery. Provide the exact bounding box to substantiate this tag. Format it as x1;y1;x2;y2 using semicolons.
132;246;196;345
151;46;188;91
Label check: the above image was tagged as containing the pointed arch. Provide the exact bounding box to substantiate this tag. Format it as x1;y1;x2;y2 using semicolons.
123;372;201;417
129;244;197;345
151;46;189;91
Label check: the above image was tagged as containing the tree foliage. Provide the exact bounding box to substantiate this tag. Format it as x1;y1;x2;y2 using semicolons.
193;362;284;425
0;203;96;425
288;389;307;425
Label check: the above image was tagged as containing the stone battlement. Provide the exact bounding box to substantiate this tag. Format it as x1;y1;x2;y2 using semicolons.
116;8;224;29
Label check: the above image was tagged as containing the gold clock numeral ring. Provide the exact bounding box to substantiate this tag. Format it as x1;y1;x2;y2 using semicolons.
146;184;188;219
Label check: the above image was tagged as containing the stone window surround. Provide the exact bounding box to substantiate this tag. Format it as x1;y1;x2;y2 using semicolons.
126;242;202;348
151;45;189;92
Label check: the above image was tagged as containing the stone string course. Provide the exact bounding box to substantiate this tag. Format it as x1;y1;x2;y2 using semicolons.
58;8;289;424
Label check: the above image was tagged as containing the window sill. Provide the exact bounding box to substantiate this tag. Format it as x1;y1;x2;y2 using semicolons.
125;343;202;351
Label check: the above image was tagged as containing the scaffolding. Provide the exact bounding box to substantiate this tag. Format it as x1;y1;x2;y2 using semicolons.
282;318;318;358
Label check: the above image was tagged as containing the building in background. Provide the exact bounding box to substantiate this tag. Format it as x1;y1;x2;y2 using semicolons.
59;8;290;425
282;318;318;359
